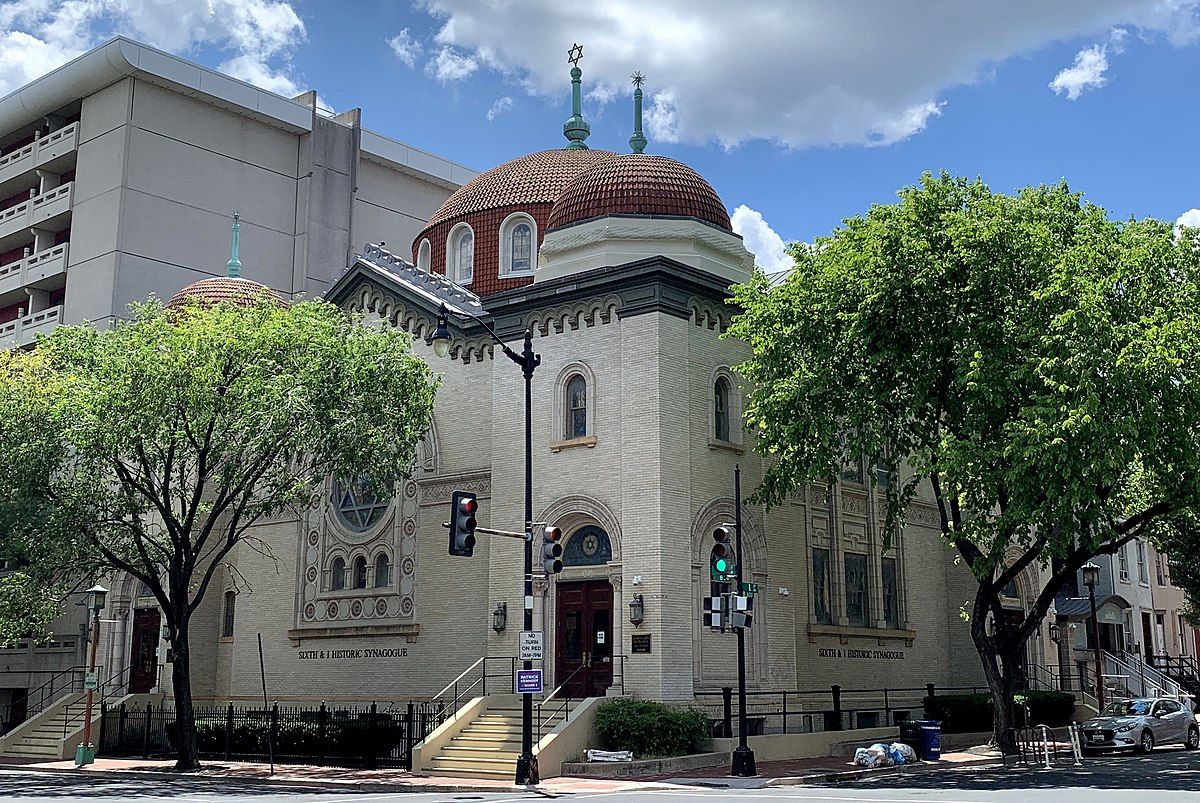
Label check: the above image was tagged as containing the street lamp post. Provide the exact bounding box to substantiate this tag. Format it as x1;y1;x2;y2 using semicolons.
1081;562;1104;709
432;303;541;786
75;584;108;767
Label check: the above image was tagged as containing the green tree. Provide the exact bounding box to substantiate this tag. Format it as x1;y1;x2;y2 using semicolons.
729;173;1200;751
0;296;438;769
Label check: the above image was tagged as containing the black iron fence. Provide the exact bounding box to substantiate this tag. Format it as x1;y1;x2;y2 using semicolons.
99;699;446;770
696;683;988;739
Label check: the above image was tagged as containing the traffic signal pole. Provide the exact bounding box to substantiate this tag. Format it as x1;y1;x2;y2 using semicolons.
731;465;757;777
516;329;539;787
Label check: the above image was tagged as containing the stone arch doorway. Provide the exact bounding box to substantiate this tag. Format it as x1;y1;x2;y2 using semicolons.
537;497;621;697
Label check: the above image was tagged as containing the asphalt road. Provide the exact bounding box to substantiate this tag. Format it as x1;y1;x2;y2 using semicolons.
3;747;1200;802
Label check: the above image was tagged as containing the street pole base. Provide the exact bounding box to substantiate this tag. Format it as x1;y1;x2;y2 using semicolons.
515;753;534;786
74;743;96;767
731;745;756;777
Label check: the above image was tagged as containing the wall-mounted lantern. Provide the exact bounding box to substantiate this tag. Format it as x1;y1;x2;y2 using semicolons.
492;601;508;634
629;594;644;627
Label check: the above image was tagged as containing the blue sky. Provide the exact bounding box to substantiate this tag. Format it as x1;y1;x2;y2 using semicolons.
3;1;1198;268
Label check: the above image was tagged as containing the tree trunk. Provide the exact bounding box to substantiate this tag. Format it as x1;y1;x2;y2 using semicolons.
971;587;1020;754
170;615;200;771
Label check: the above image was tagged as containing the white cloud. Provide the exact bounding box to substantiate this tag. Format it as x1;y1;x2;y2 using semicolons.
425;46;478;83
388;28;422;67
0;0;308;98
1177;208;1200;229
485;95;513;121
1049;44;1110;99
416;0;1200;149
731;204;792;274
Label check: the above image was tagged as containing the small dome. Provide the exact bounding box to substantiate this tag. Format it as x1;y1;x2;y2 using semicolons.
420;149;618;234
547;154;731;232
166;277;288;309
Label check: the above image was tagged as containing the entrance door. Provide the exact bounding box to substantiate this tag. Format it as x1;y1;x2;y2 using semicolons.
129;608;161;694
998;608;1028;688
555;580;613;698
1142;612;1154;662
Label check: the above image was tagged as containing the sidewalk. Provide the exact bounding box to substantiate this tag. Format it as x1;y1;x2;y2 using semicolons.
0;757;697;794
633;747;1003;788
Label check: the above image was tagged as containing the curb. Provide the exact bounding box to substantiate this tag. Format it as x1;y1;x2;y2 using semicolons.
0;763;536;795
764;755;1002;786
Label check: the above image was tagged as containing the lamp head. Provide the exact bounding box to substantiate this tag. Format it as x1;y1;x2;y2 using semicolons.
86;584;109;612
1081;562;1101;590
431;304;452;358
492;601;507;633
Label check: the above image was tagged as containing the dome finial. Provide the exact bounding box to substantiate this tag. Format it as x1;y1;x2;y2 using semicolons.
226;211;242;278
629;71;647;154
563;43;590;149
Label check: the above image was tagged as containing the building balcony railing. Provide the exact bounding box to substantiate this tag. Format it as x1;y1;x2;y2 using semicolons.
0;181;73;243
0;243;69;298
0;123;79;187
0;304;64;348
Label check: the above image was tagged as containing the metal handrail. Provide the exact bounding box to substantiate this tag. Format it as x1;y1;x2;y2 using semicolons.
432;657;486;702
534;661;591;743
0;664;85;732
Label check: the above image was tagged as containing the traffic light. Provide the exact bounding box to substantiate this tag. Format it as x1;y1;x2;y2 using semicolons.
710;525;736;581
543;524;564;575
448;491;478;557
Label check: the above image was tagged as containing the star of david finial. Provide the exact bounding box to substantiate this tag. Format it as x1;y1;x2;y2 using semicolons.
568;43;584;66
631;71;646;88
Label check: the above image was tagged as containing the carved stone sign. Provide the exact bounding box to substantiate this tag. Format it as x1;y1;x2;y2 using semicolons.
297;647;409;660
818;647;905;661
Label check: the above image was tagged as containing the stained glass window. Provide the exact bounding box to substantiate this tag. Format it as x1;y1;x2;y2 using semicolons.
374;553;390;588
882;557;899;629
511;223;532;272
566;375;587;438
714;377;730;441
330;557;346;591
845;552;869;626
455;229;474;283
812;548;831;624
563;526;612;566
333;475;388;532
353;556;368;589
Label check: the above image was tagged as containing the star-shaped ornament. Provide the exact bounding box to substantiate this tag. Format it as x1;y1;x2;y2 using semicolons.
568;43;584;66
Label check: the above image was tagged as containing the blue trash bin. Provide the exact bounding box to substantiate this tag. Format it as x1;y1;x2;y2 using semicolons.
917;720;942;761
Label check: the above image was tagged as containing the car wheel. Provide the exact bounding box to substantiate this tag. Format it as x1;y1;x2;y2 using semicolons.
1137;729;1155;754
1186;726;1199;750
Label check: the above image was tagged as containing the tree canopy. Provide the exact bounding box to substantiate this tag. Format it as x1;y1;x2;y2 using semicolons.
729;173;1200;746
0;296;439;766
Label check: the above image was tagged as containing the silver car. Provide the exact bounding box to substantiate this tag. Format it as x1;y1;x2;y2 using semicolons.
1081;697;1199;754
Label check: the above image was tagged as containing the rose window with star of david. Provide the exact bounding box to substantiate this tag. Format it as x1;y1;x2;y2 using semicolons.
332;475;389;532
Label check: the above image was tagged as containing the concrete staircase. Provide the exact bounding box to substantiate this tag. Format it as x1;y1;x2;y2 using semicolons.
426;701;567;780
0;693;91;760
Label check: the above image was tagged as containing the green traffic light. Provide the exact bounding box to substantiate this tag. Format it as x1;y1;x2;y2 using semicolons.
715;558;728;572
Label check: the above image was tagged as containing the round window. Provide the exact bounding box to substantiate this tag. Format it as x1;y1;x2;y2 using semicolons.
332;475;389;532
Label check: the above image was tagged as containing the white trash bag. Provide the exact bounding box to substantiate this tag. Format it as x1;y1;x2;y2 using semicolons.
586;748;634;762
889;742;917;765
853;743;893;768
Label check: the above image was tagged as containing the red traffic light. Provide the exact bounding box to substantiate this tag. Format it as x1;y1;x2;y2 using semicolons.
544;525;563;543
459;497;478;515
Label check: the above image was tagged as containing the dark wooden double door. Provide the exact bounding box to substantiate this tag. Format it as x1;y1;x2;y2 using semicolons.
555;580;613;698
129;608;161;694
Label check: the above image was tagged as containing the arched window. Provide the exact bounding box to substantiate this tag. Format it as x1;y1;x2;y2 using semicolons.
374;553;390;588
563;525;612;566
417;239;431;271
330;557;346;591
499;214;536;276
714;377;731;441
222;590;236;638
353;556;368;589
565;375;587;439
448;224;474;284
511;223;531;272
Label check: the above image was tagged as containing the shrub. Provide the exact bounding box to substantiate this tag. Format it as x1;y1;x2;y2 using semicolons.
593;698;711;758
923;690;1076;733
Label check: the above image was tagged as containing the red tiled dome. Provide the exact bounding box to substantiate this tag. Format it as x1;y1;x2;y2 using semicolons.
166;277;288;309
546;154;731;232
420;149;618;234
